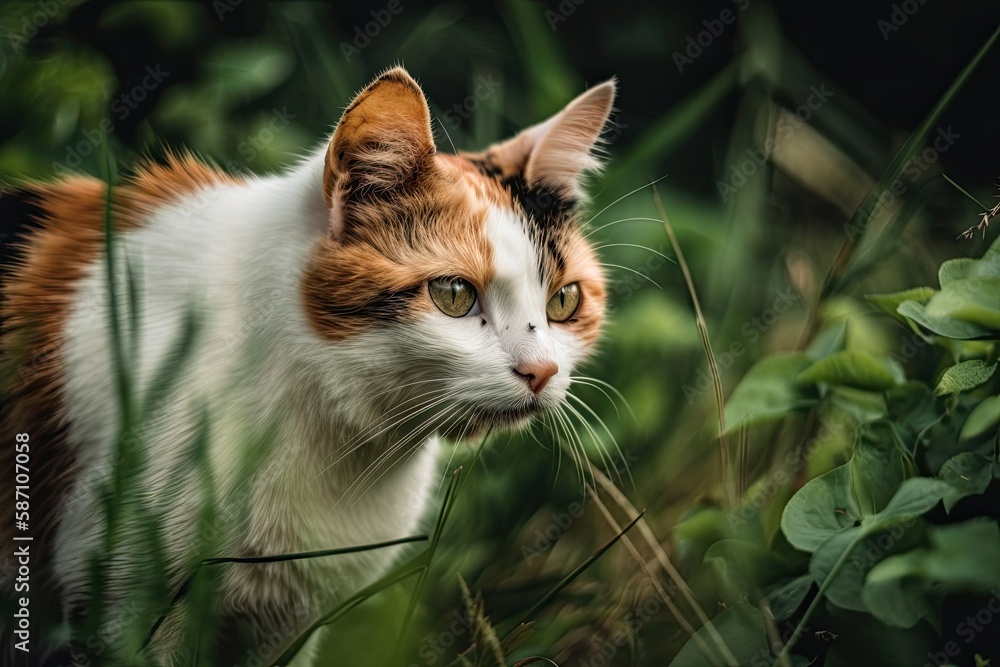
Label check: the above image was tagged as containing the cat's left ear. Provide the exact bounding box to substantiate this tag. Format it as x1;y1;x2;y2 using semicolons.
482;79;616;200
323;67;436;207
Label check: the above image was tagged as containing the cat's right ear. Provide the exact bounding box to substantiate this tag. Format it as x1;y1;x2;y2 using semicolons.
323;67;436;209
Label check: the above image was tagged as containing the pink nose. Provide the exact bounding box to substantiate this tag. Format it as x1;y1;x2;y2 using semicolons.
513;360;559;395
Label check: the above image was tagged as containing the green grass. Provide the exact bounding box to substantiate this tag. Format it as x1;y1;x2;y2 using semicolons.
2;3;1000;666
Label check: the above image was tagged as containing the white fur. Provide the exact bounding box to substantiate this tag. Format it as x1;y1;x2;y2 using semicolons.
53;148;590;663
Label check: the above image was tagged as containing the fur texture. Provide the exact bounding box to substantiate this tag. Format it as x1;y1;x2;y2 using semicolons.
0;67;615;664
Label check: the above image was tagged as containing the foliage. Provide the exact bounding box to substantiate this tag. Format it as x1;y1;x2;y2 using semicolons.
1;2;999;667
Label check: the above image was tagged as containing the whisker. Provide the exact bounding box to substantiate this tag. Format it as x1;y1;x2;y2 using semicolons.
343;396;462;506
567;392;633;488
353;403;472;504
563;400;617;485
311;388;453;480
598;262;663;290
594;243;676;264
569;378;621;420
583;217;664;240
583;174;670;227
571;375;636;423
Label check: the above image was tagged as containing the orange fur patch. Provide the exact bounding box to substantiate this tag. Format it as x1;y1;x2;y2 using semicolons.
0;154;237;563
303;158;496;340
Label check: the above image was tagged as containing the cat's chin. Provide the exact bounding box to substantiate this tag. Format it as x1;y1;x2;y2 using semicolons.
447;403;541;438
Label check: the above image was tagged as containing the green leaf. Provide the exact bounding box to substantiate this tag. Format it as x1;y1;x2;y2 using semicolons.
797;350;898;391
781;464;861;553
668;601;768;667
938;240;1000;286
935;360;997;396
941;258;985;286
865;478;949;525
764;575;813;623
897;300;992;340
850;420;910;516
704;539;780;593
885;382;942;442
861;571;936;629
925;278;1000;331
808;526;866;611
863;520;1000;628
806;319;848;360
939;452;995;512
866;287;937;324
961;395;1000;440
723;353;817;433
805;479;947;616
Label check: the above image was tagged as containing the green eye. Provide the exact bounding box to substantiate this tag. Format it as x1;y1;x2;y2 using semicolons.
547;282;581;322
429;277;478;317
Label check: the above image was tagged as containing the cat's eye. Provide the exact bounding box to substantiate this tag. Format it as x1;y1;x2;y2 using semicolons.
546;282;581;322
428;277;478;317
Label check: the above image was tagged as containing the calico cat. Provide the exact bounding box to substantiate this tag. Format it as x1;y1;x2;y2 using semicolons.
0;67;614;664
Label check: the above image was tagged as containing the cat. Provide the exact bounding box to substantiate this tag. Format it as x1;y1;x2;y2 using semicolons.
0;66;615;665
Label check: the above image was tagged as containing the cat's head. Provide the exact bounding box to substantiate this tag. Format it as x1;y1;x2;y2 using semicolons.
302;67;614;437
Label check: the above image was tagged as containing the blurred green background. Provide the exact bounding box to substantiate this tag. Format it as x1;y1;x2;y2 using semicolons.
2;1;999;665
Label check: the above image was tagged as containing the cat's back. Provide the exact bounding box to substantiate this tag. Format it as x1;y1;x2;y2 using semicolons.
0;154;280;550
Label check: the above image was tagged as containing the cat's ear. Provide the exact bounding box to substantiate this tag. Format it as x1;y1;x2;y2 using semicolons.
323;67;435;207
485;79;616;200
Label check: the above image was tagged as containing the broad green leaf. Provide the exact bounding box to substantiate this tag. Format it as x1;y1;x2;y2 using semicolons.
860;572;936;629
864;478;949;526
863;520;1000;628
781;464;861;553
938;241;1000;286
961;395;1000;440
885;382;941;442
897;300;992;340
764;574;813;623
805;479;946;616
866;287;936;324
806;319;848;360
921;396;982;475
704;539;781;594
925;278;1000;331
850;420;910;516
935;360;997;396
723;353;817;433
797;350;898;391
808;527;863;612
939;452;995;512
668;601;768;667
869;519;1000;589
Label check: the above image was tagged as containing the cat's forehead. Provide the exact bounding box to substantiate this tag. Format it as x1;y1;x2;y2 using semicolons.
432;152;581;284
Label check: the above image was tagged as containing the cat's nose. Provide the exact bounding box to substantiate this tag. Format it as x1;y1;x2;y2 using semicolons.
513;360;558;395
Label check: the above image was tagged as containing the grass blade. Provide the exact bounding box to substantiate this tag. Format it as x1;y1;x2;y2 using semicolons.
512;508;645;627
